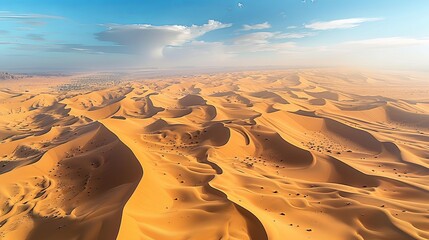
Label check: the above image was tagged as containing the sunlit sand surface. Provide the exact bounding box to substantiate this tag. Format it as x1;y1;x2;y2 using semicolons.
0;69;428;240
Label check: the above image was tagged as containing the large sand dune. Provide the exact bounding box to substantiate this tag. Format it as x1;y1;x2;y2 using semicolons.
0;70;428;239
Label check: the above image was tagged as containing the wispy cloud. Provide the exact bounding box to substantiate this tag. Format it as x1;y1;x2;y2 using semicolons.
0;12;62;20
242;22;271;31
305;18;382;30
344;37;429;47
233;32;275;45
26;33;45;41
0;11;63;26
275;32;315;39
233;31;313;45
231;32;297;53
164;41;231;65
47;44;121;54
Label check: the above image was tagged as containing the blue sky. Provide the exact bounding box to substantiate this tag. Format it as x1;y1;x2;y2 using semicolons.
1;0;429;71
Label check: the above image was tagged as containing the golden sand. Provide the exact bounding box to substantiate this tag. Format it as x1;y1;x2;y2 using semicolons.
0;69;428;240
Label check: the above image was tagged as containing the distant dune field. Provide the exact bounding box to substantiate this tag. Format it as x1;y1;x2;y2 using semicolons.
0;70;428;240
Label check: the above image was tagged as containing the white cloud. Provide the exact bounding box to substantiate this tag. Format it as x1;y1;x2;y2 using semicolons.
305;18;382;30
242;22;271;31
287;26;298;29
96;20;231;57
344;37;429;47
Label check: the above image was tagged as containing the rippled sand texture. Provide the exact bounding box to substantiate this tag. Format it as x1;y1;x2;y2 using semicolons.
0;70;428;240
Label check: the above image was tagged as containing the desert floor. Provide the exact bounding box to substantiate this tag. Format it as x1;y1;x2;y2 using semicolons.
0;69;428;240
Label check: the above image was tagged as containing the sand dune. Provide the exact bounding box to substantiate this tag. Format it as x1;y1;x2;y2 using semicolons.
0;69;428;240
